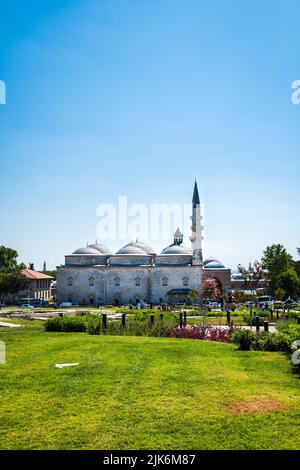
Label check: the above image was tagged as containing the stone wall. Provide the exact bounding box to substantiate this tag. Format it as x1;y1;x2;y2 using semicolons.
56;264;203;306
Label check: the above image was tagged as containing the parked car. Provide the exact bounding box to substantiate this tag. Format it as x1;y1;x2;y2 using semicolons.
208;301;221;308
0;302;6;307
60;302;73;308
257;295;273;307
21;304;34;309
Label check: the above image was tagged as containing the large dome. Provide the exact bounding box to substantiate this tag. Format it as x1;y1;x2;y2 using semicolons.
72;246;101;255
203;257;226;269
161;244;192;255
116;243;150;255
88;243;112;255
130;241;156;255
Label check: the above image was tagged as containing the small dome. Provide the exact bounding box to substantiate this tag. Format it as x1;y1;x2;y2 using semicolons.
116;243;149;255
203;258;226;269
88;243;112;255
161;244;192;255
203;257;217;266
231;272;243;280
73;246;100;255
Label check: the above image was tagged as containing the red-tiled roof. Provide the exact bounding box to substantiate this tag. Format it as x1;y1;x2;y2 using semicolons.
21;269;54;280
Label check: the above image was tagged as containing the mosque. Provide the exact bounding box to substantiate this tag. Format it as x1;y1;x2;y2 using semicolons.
56;181;231;306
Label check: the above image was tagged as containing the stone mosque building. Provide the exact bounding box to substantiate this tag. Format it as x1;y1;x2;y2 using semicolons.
56;181;231;306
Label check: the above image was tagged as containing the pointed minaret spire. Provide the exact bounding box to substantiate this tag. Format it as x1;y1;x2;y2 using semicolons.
190;179;203;266
192;179;200;208
43;261;47;273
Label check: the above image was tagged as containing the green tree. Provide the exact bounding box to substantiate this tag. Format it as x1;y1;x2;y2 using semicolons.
277;268;299;299
237;261;264;291
44;269;57;280
295;248;300;277
261;244;293;295
0;271;29;299
275;287;285;301
294;260;300;277
0;246;20;272
232;289;242;303
0;246;28;300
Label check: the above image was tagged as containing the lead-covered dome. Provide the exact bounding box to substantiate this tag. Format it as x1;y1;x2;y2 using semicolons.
161;245;192;255
130;241;156;255
88;243;112;255
116;244;148;255
72;246;101;255
116;241;155;255
203;257;226;269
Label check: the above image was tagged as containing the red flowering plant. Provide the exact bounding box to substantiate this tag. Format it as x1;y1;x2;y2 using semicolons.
167;324;235;342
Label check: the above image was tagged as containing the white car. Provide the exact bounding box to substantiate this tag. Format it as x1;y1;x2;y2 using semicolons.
21;304;34;309
209;302;221;308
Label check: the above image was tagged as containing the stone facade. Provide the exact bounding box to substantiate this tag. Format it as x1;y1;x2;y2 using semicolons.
56;264;203;306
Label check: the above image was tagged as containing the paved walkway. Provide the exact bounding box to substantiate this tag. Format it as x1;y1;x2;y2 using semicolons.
239;325;277;333
0;320;22;328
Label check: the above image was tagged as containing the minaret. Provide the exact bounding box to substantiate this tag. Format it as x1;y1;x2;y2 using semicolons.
190;180;203;266
43;261;47;273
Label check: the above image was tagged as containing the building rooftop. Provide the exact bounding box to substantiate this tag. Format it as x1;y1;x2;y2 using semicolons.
22;269;54;280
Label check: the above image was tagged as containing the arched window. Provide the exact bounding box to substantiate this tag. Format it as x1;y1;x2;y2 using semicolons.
162;277;168;287
67;277;73;287
89;277;95;287
135;277;141;287
114;277;120;287
183;276;189;287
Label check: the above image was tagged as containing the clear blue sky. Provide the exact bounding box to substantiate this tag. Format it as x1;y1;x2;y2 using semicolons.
0;0;299;270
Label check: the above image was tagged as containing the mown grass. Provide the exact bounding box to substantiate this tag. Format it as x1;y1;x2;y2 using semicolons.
0;320;299;450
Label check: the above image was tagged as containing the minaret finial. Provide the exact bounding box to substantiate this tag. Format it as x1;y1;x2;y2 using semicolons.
192;179;200;208
190;178;203;266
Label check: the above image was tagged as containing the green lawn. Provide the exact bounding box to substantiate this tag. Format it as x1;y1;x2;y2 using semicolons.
0;320;299;450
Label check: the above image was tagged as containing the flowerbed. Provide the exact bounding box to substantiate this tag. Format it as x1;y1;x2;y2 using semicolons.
167;324;235;342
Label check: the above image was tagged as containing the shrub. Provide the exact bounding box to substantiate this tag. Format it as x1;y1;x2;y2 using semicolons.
283;324;300;350
86;316;101;335
251;332;288;351
276;319;297;332
242;310;271;327
105;313;177;337
232;329;254;350
44;316;64;332
45;316;87;332
232;329;291;352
